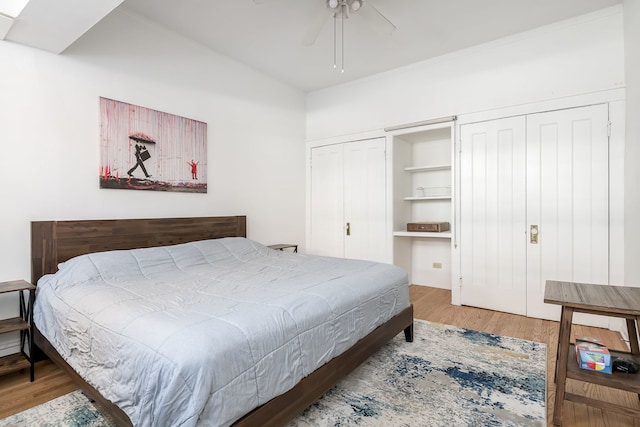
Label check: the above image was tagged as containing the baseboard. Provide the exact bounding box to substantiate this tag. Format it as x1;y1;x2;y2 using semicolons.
0;336;20;358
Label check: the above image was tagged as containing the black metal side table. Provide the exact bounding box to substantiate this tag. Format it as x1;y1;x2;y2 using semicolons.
0;279;36;382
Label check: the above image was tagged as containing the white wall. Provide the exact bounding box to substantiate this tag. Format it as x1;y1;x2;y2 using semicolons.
307;6;624;141
624;0;640;287
0;8;306;354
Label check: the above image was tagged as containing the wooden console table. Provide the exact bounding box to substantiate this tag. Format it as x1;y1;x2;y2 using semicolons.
545;280;640;425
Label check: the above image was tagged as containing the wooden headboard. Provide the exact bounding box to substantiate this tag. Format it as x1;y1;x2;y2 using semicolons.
31;216;246;285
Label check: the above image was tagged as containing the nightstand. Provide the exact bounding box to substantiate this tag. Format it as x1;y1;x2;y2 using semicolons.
0;280;35;382
268;244;298;253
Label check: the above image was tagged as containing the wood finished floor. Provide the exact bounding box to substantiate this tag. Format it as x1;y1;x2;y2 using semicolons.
0;285;638;426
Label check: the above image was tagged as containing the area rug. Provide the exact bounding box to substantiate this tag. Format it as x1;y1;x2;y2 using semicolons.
0;320;546;426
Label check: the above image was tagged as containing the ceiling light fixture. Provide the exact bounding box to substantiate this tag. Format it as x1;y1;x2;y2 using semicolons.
327;0;363;73
298;0;395;72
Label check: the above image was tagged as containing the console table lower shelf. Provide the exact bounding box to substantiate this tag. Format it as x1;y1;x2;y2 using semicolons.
545;280;640;425
564;344;640;419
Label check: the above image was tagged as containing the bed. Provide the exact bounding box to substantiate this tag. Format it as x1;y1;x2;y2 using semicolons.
30;216;413;427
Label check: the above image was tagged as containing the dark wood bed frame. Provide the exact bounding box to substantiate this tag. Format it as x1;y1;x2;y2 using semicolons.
30;216;414;427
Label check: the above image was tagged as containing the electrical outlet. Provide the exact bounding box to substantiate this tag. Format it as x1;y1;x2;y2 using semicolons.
433;262;442;269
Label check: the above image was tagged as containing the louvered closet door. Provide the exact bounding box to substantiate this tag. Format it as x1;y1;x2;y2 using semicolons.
459;117;528;315
526;104;609;319
310;144;345;257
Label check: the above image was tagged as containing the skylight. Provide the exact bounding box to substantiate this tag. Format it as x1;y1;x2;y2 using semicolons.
0;0;30;18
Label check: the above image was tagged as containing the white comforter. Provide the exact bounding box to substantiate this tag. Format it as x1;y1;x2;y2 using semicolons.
34;237;409;427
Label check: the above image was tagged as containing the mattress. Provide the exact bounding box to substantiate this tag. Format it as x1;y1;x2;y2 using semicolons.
33;237;410;427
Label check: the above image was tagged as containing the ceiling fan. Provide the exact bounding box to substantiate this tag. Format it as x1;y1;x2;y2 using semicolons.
254;0;395;72
301;0;396;47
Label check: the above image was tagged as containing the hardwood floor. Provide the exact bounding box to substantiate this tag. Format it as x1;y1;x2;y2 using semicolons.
0;357;76;419
0;285;639;426
411;285;640;427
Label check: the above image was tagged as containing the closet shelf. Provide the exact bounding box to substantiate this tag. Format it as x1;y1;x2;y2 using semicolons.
404;196;451;201
403;165;451;172
393;231;452;238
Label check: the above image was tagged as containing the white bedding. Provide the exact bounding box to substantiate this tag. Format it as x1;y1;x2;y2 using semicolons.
34;237;410;427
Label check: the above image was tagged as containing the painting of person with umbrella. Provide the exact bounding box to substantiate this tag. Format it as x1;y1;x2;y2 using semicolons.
99;97;207;193
127;133;155;179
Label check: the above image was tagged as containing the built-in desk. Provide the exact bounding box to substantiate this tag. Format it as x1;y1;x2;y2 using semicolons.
545;280;640;426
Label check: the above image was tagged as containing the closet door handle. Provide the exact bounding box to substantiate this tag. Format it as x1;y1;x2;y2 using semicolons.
530;225;539;244
346;222;351;236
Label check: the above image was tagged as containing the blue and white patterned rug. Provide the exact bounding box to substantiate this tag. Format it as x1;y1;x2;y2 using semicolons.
0;320;546;426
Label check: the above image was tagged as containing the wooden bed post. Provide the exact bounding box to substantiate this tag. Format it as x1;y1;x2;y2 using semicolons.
236;216;247;239
31;221;57;286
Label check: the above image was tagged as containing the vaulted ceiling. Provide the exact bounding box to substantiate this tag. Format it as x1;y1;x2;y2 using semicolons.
2;0;622;92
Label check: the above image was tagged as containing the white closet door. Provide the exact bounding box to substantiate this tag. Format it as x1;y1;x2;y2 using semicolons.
526;104;609;319
459;117;527;314
344;138;387;262
310;144;345;257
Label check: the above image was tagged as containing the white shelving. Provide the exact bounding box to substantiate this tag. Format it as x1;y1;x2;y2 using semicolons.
390;121;455;289
403;196;451;201
403;165;451;173
393;231;452;238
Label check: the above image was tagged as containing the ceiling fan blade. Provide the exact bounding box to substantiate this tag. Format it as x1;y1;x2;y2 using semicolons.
302;3;331;46
359;1;396;36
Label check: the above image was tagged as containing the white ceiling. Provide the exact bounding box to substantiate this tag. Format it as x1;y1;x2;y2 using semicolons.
4;0;622;92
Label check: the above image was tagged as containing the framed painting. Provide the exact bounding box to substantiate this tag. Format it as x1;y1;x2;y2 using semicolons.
99;97;207;193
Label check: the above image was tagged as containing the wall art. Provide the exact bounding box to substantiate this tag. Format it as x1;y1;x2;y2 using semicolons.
99;97;207;193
